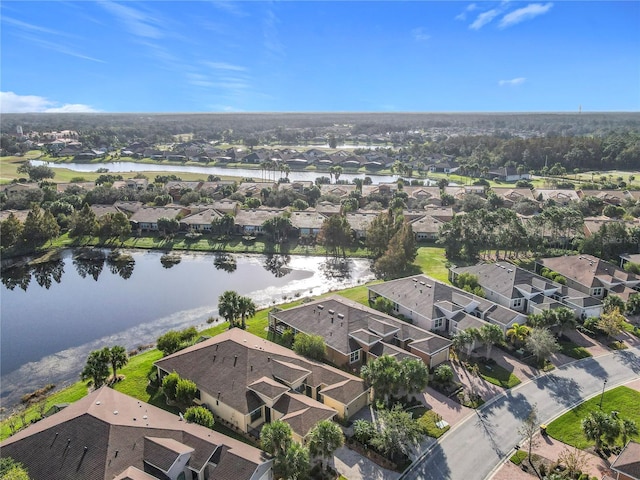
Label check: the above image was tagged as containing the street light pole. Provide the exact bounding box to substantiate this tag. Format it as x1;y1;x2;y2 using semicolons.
599;379;608;409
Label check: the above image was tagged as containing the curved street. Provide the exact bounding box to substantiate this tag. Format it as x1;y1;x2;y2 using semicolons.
401;346;640;480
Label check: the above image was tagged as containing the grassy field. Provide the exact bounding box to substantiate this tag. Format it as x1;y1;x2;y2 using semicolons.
465;360;522;389
546;386;640;449
414;246;450;283
558;340;592;360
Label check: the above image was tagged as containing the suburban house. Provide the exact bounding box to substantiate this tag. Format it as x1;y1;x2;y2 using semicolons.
403;186;443;206
577;189;631;206
533;189;580;205
154;329;369;443
129;206;186;231
609;440;640;480
288;211;327;237
487;167;530;182
346;211;380;239
537;254;640;302
0;387;273;480
234;208;282;236
428;161;459;174
319;185;357;199
180;208;222;232
367;274;526;335
268;295;452;370
620;253;640;269
450;263;603;319
1;182;41;196
410;215;444;241
490;187;538;208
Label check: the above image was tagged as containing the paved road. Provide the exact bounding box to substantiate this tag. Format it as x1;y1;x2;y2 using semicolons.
402;347;640;480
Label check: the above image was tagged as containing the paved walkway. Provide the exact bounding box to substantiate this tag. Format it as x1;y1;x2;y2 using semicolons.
401;346;640;480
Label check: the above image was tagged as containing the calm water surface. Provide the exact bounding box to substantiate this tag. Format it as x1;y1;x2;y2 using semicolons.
0;249;373;407
29;160;431;185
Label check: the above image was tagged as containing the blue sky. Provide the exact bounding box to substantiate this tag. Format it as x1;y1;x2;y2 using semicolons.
1;1;638;113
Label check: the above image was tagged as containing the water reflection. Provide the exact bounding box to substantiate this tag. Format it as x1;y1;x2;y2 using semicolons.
320;257;353;280
32;259;64;289
263;254;291;278
73;250;106;281
1;264;32;291
106;250;135;280
213;252;237;273
160;253;181;268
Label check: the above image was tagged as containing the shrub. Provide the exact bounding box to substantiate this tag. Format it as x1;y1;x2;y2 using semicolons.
434;364;454;384
184;406;214;429
162;372;180;401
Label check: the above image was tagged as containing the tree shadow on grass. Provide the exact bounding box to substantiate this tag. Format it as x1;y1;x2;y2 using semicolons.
536;374;582;408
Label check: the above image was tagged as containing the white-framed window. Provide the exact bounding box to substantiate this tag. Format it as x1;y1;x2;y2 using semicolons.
393;302;399;312
249;407;262;423
349;350;361;364
513;298;523;308
593;287;603;297
434;318;444;329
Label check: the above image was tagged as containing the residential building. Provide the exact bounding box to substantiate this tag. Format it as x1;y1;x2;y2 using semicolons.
487;167;530;182
490;187;537;208
410;215;444;241
610;441;640;480
0;386;273;480
234;208;282;236
533;189;580;205
129;206;185;231
154;329;369;443
450;263;602;319
368;274;526;335
537;254;640;301
269;295;452;370
288;211;327;237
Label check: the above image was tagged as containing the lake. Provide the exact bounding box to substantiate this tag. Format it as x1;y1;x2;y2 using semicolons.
0;249;373;407
29;160;433;185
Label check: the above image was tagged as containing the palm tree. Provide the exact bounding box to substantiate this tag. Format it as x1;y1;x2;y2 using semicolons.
218;290;240;328
361;355;400;406
506;323;530;347
260;419;293;473
109;345;129;381
280;442;310;480
479;324;503;359
237;295;256;330
399;358;429;399
581;410;613;451
81;348;111;388
452;328;478;357
308;419;344;470
555;307;577;338
620;418;639;445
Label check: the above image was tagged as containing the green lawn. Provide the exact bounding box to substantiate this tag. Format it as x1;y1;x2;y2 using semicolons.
413;246;450;283
416;409;451;438
546;386;640;449
466;360;522;389
559;340;592;360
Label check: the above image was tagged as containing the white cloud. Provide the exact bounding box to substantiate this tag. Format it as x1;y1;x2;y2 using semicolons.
498;77;526;87
2;16;71;37
99;1;164;39
0;91;99;113
412;28;431;41
455;3;478;21
204;61;247;72
469;9;500;30
499;3;553;28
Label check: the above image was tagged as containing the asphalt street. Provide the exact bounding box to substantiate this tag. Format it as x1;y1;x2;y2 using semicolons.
402;347;640;480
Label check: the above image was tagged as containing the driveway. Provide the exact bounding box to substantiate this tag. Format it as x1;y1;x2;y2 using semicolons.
401;346;640;480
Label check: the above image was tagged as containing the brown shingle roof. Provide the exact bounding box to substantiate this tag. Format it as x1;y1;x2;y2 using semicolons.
0;387;269;480
611;441;640;480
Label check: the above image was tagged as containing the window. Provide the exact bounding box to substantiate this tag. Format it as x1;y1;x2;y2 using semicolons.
434;318;444;329
593;287;603;297
249;407;262;423
350;350;361;364
513;298;523;308
393;302;399;312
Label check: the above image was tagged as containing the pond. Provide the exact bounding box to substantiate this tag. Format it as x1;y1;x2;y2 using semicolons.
29;160;434;185
0;249;373;407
